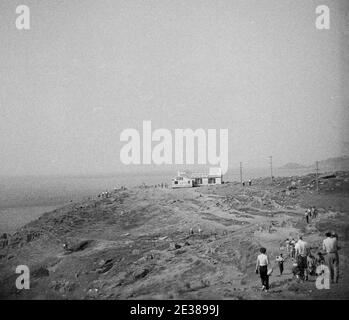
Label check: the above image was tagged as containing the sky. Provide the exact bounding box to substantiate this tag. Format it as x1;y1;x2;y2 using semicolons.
0;0;348;175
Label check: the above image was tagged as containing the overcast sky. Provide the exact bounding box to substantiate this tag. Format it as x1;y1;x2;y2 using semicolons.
0;0;348;175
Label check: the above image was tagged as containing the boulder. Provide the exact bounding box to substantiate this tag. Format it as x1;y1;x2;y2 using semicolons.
32;266;49;278
169;243;182;250
64;239;91;253
0;233;8;240
133;267;149;280
97;259;114;274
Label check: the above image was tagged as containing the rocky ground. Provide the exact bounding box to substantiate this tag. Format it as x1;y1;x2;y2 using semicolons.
0;171;349;300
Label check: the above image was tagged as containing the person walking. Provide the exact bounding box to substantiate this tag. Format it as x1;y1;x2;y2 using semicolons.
285;238;290;253
307;254;316;276
276;254;284;276
290;238;296;258
313;207;318;219
256;247;270;292
295;236;309;281
305;209;310;224
322;232;339;283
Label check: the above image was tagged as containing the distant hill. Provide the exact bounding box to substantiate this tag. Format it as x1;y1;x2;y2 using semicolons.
279;156;349;171
279;162;306;169
315;155;349;171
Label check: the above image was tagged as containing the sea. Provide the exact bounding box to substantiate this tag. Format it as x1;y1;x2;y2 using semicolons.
0;167;317;234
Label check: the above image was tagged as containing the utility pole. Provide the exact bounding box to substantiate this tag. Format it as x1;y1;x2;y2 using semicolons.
240;162;243;184
269;156;273;183
315;161;319;193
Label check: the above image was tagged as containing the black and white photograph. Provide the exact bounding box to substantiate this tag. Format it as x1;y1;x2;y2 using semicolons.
0;0;348;304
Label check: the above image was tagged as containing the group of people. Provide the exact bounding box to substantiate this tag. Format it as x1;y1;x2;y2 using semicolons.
98;190;111;198
255;231;340;292
304;206;318;224
291;232;339;283
242;179;252;187
155;182;168;188
97;186;128;199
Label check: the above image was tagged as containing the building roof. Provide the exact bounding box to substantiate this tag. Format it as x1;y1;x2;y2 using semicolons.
176;167;222;179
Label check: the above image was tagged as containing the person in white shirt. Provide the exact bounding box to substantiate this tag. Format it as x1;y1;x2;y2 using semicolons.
322;232;339;283
256;247;270;291
295;236;309;280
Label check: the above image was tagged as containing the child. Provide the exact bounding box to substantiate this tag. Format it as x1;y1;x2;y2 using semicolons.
276;254;285;276
315;252;325;266
292;259;301;279
315;253;327;277
307;254;316;276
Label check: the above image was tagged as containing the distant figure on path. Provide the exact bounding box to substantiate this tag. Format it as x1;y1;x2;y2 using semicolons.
295;236;309;281
248;179;252;186
242;181;245;187
305;209;310;224
285;238;290;253
313;207;318;218
198;225;202;235
256;247;270;292
322;232;339;283
276;254;284;276
290;238;296;258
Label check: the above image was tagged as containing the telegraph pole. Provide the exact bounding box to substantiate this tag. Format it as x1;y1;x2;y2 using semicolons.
240;162;243;184
315;161;319;193
269;156;273;183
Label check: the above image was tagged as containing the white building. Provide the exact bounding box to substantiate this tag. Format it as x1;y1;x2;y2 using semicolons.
172;167;223;188
171;175;194;188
